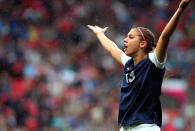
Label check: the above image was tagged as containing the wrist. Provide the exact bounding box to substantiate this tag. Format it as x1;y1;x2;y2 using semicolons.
179;2;189;11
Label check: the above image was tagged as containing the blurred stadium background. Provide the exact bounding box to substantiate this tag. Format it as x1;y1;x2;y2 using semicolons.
0;0;194;131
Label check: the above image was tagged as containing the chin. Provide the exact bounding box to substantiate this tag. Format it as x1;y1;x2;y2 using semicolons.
125;52;132;57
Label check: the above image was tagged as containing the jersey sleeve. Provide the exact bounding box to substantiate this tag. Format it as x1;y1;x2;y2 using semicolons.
121;53;131;66
149;50;166;69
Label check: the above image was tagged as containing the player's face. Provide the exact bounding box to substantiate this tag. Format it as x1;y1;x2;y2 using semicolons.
123;28;141;56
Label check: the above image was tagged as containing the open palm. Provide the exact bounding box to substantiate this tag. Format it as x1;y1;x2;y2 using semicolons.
88;25;108;35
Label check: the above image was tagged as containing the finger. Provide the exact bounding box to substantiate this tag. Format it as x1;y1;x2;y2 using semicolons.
87;25;95;30
87;25;93;29
95;25;104;30
95;25;101;29
103;27;108;31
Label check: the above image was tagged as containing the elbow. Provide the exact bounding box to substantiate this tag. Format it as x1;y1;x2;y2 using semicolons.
161;34;170;40
160;31;172;40
108;46;117;53
160;35;170;43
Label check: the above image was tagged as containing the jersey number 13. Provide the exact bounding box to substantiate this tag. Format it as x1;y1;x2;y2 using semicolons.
125;71;135;83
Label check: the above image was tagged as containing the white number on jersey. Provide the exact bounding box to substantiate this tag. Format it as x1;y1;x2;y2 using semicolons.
125;71;135;83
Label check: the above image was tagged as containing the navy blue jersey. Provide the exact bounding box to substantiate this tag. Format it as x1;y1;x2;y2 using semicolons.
118;52;166;127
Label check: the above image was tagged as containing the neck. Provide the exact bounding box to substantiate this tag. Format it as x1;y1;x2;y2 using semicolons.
132;51;148;65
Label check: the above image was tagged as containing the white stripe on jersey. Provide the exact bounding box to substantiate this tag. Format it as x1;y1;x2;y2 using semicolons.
121;51;166;69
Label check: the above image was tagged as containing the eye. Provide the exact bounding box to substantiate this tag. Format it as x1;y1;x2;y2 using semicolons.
129;36;133;39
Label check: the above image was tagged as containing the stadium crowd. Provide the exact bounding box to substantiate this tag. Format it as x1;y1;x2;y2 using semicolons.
0;0;194;130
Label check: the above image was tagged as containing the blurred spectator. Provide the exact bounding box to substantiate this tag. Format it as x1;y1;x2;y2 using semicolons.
0;0;194;130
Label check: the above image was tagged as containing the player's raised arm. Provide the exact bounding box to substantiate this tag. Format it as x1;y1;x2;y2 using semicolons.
88;25;124;64
156;0;191;63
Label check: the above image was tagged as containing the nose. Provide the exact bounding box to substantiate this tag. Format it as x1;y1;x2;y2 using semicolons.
124;37;127;43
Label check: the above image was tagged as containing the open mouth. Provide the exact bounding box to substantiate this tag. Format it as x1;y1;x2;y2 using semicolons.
124;45;127;51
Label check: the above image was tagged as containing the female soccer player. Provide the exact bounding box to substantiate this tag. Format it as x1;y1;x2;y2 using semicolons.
88;0;191;130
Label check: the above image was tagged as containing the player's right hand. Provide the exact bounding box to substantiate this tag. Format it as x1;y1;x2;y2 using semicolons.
87;25;108;35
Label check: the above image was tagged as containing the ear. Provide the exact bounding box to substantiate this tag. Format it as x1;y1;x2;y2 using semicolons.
139;41;147;49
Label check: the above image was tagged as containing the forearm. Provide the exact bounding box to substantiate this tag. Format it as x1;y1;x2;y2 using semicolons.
96;33;118;52
160;1;190;39
96;33;123;64
160;8;183;39
87;25;124;64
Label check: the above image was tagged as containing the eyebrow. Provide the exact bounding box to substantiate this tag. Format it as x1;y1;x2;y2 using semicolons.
127;34;133;37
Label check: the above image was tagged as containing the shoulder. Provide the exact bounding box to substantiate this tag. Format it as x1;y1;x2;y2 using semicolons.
121;53;131;66
149;50;166;69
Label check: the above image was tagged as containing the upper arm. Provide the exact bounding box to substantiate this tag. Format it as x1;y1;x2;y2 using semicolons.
109;46;125;65
155;36;169;63
109;46;131;66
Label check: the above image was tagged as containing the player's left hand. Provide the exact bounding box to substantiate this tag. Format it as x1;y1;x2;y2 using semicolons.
182;0;191;2
179;0;191;10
